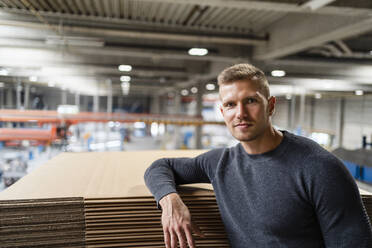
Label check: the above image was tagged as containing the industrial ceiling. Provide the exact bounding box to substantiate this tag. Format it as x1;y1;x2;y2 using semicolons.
0;0;372;97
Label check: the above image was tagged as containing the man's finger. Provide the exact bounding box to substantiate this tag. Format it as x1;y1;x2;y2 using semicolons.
191;221;205;237
184;224;196;248
170;230;178;248
176;227;187;248
163;227;171;248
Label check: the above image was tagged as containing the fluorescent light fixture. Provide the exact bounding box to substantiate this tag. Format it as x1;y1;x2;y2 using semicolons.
206;83;216;91
285;94;292;100
120;75;131;82
29;76;37;82
271;70;286;77
181;89;189;96
191;87;198;94
301;0;336;11
188;48;208;56
118;65;132;72
0;69;8;76
315;93;322;99
355;90;364;96
57;105;79;114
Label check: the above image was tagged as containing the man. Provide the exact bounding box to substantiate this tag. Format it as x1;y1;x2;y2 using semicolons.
144;64;372;248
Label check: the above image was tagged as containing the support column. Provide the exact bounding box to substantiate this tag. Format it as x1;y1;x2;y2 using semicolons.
335;97;345;148
195;83;203;149
107;80;112;114
16;83;22;109
61;90;67;105
150;94;161;114
75;93;80;108
309;97;315;131
289;95;296;130
6;88;13;109
0;87;4;109
173;91;182;149
93;94;99;112
118;96;124;110
298;92;306;134
24;84;30;109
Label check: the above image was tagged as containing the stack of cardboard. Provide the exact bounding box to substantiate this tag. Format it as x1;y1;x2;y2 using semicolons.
84;193;228;247
360;189;372;223
0;151;229;247
0;197;85;247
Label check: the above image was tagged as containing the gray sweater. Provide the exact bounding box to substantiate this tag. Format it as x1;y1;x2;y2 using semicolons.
144;131;372;247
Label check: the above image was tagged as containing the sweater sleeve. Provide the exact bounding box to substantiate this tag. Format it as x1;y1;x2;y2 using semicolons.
144;149;223;204
306;154;372;247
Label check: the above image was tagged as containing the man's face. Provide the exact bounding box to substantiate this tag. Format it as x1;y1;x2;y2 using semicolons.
219;80;275;142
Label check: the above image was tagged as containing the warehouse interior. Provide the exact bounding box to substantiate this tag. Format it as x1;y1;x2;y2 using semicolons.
1;0;372;246
1;0;372;189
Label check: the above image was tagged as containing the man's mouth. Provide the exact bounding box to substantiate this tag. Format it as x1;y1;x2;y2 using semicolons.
234;123;253;127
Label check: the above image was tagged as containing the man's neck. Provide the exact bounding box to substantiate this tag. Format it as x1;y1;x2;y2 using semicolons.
240;127;283;155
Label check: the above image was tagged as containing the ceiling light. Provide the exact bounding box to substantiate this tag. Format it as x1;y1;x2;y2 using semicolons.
315;93;322;99
120;75;131;82
191;87;198;93
121;81;130;89
29;76;37;82
118;65;132;72
271;70;286;77
206;83;216;91
181;89;189;96
355;90;364;96
0;82;4;87
121;81;130;95
0;69;9;76
188;48;208;56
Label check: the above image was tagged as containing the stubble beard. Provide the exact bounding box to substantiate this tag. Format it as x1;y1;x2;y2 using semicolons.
230;122;268;143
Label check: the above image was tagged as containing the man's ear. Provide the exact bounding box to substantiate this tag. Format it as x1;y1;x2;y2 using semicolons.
268;96;276;116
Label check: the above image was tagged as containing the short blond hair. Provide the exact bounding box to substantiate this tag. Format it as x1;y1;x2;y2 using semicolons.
217;63;270;98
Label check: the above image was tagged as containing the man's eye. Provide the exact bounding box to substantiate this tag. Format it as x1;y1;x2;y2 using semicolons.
247;98;257;104
225;103;235;107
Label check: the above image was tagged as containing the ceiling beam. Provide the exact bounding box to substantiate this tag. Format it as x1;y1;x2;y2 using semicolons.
253;14;372;60
0;19;265;46
0;38;245;63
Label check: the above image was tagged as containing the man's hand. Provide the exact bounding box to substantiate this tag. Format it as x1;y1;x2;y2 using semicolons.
159;193;204;248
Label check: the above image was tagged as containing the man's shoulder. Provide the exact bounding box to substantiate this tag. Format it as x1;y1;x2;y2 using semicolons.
285;131;330;155
284;131;343;170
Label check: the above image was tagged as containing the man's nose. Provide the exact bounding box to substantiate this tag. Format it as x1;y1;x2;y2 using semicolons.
236;102;248;119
